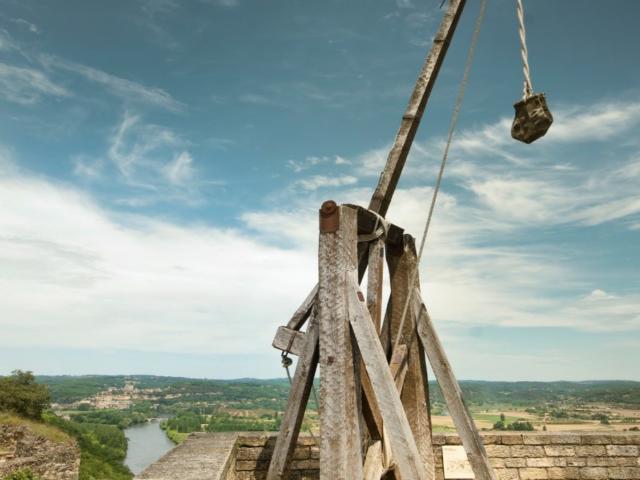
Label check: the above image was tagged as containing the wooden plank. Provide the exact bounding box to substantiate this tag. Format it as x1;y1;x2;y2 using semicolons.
286;284;318;331
266;317;319;480
413;289;497;480
368;0;467;217
347;272;431;480
361;365;384;441
317;205;363;480
389;344;409;391
367;238;385;335
386;235;435;471
363;440;386;480
272;326;305;357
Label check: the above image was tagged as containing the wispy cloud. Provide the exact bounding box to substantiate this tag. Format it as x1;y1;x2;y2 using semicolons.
39;55;183;111
164;151;195;185
11;18;39;34
0;62;70;104
295;175;358;191
238;93;274;105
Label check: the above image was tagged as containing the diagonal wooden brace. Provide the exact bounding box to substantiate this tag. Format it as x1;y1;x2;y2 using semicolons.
347;271;432;480
413;288;497;480
266;316;319;480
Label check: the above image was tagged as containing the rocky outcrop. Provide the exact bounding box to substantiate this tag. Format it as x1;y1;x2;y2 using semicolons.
0;423;80;480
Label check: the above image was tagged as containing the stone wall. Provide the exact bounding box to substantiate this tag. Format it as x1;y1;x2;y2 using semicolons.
137;431;640;480
0;424;80;480
434;432;640;480
228;435;318;480
226;432;640;480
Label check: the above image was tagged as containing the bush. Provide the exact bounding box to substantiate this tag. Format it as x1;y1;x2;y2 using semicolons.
0;371;50;420
2;469;41;480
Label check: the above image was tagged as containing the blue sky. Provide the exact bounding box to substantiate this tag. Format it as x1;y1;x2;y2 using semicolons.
0;0;638;380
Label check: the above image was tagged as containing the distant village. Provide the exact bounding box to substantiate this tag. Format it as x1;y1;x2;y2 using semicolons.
52;381;183;411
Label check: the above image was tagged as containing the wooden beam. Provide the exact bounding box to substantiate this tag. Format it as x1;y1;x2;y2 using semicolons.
367;238;385;335
363;440;386;480
317;204;363;479
389;344;409;392
272;326;305;357
386;235;435;471
266;317;320;480
286;284;318;331
347;272;431;480
368;0;467;217
413;289;497;480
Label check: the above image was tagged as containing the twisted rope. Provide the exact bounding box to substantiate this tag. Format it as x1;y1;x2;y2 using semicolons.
392;0;487;354
517;0;533;99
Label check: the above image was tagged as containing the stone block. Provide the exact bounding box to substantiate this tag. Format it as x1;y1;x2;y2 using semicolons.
607;445;639;456
579;467;609;479
493;468;520;480
547;467;580;479
510;445;545;457
581;435;611;445
290;459;319;470
235;460;269;471
501;434;524;445
485;445;511;457
574;445;606;457
237;436;271;447
432;435;447;446
236;447;271;461
586;456;616;467
444;435;463;445
519;467;548;479
608;466;640;479
526;457;554;468
523;435;553;445
482;434;502;445
544;445;575;457
504;457;527;468
549;434;581;445
565;457;586;467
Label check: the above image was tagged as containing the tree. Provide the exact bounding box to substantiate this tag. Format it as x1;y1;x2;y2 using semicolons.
0;370;50;420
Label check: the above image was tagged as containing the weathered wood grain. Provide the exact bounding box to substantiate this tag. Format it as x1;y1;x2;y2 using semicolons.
413;289;497;480
367;238;385;335
266;317;319;480
285;284;318;331
272;326;305;357
347;272;431;480
317;205;363;480
363;440;386;480
386;235;434;471
368;0;467;217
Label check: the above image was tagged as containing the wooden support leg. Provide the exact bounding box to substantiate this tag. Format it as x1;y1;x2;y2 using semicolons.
367;238;385;335
317;203;363;480
347;271;431;480
413;289;497;480
266;317;319;480
385;234;435;471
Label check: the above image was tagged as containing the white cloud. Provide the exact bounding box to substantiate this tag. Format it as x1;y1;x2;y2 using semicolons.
0;167;315;355
164;151;195;185
11;18;40;34
39;55;183;111
107;111;183;186
0;62;70;104
72;155;103;180
295;175;358;191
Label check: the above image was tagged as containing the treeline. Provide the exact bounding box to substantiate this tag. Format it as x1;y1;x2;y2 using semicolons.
162;411;281;435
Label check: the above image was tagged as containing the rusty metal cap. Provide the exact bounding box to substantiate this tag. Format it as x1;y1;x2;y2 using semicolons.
319;200;340;233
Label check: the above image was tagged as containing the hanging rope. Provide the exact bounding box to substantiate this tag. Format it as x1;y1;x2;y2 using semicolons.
392;0;487;355
517;0;533;99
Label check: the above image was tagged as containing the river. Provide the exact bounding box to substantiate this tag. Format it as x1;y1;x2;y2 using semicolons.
124;419;175;475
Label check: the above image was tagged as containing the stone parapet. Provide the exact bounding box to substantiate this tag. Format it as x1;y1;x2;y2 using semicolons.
138;431;640;480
